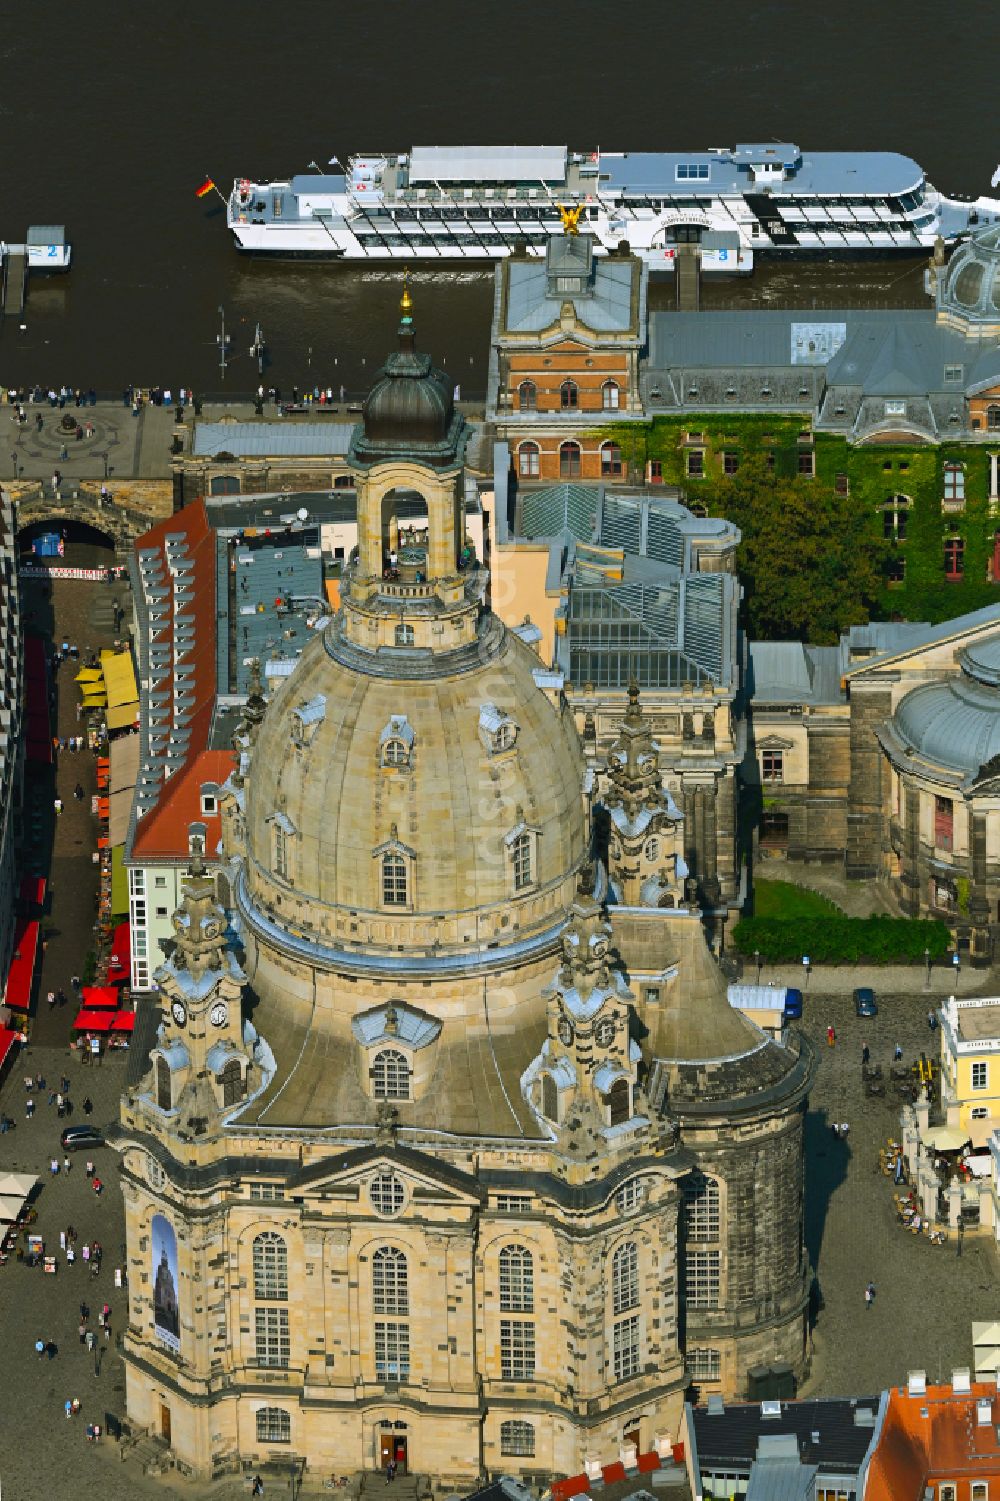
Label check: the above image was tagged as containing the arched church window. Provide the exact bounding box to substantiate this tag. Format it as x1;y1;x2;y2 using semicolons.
209;474;241;496
382;853;408;907
606;1077;631;1126
518;442;540;478
560;379;579;409
499;1244;534;1312
253;1232;288;1301
988;406;1000;430
684;1174;721;1241
222;1058;243;1107
383;738;409;768
540;1072;558;1122
559;440;581;478
372;1246;409;1315
511;832;532;891
273;823;290;881
500;1420;535;1457
518;380;537;412
601;441;623;477
372;1048;410;1101
602;380;621;411
394;623;415;647
156;1056;171;1112
611;1241;639;1314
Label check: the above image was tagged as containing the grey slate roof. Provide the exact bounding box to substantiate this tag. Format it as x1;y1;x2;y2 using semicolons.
748;642;845;706
844;602;1000;674
506;255;637;333
193;422;355;458
690;1395;880;1472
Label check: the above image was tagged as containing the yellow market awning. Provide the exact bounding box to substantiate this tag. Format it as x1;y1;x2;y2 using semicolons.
75;668;102;683
100;648;138;711
921;1124;971;1152
81;691;108;707
106;702;139;732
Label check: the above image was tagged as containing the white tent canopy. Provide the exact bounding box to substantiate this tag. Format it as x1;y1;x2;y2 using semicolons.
0;1172;37;1198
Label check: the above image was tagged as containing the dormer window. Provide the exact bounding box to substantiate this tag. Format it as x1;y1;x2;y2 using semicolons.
479;704;518;754
290;694;326;747
268;811;297;882
379;714;414;769
200;784;218;816
383;739;408;767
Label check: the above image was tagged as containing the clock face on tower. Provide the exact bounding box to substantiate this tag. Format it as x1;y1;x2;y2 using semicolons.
171;1001;187;1027
209;1001;228;1027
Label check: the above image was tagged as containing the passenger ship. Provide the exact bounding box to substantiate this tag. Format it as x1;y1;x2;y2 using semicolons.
226;143;1000;267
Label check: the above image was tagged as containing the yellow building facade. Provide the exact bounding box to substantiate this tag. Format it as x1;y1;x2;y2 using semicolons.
112;305;815;1489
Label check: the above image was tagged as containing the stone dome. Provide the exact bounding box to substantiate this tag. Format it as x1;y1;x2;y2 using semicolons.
939;223;1000;324
242;618;588;959
348;295;465;471
892;632;1000;777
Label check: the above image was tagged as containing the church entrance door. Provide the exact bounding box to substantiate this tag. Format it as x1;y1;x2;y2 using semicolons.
379;1432;408;1473
160;1403;172;1443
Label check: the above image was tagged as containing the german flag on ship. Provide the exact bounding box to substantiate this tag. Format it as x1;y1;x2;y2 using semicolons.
195;178;216;199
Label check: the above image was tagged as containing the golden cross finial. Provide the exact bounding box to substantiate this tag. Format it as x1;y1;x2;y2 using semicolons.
400;268;413;318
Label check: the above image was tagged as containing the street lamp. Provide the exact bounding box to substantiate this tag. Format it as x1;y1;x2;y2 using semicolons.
217;305;229;381
802;954;811;989
952;950;961;977
100;452;111;480
9;452;17;478
754;948;761;984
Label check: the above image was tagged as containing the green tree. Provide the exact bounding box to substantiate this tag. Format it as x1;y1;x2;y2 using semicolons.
701;456;887;643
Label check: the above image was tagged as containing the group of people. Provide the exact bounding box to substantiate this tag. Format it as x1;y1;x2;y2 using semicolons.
6;385;99;409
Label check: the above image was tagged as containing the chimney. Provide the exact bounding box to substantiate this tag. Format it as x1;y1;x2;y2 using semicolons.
908;1371;927;1397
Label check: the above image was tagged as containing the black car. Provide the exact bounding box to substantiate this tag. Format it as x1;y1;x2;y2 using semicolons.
60;1124;104;1151
853;987;878;1018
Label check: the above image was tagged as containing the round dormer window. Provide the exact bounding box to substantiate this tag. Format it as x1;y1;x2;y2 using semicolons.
369;1172;405;1218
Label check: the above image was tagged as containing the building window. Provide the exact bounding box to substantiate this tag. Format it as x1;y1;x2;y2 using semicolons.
945;536;965;580
684;1175;721;1241
882;497;908;543
688;1347;722;1381
938;1489;956;1501
394;624;414;647
612;1242;639;1314
760;810;789;850
511;832;532;891
253;1232;288;1301
374;1320;410;1379
887;556;906;586
156;1056;171;1112
932;878;956;912
613;1313;641;1380
602;380;621;411
372;1048;410;1101
970;1486;987;1501
500;1319;535;1379
761;749;784;784
518;380;537;412
370;1173;405;1218
606;1077;631;1126
383;739;409;768
541;1072;558;1121
722;451;739;475
944;463;965;502
254;1307;290;1368
988;406;1000;430
676;162;710;181
200;793;217;815
884;399;906;417
687;1250;721;1309
372;1246;409;1315
256;1407;291;1445
934;795;954;852
499;1244;535;1312
834;471;849;497
382;853;408;907
274;823;289;881
945;364;965;384
221;1059;243;1107
496;1194;532;1213
971;1106;990;1120
643;986;660;1004
560;379;579;409
616;1179;645;1215
250;1184;285;1202
973;1061;988;1091
559;441;581;478
648;459;663;484
644;836;660;861
500;1420;535;1457
601;441;623;477
686;449;704;478
518;442;540;478
797;450;815;477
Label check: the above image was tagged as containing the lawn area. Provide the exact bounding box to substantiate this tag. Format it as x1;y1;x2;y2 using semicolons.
753;880;845;920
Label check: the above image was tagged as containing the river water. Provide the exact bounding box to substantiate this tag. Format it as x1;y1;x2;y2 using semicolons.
1;0;994;393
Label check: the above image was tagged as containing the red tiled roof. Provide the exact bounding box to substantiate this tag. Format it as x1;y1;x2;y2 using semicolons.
867;1382;1000;1501
131;746;234;861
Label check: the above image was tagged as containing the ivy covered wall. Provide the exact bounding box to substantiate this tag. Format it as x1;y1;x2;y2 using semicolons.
602;416;1000;625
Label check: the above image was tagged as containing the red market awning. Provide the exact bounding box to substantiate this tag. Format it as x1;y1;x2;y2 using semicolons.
111;1011;136;1033
0;1027;19;1069
601;1464;626;1486
19;875;46;912
552;1479;590;1501
74;1009;114;1032
107;922;130;984
81;986;118;1010
4;919;40;1011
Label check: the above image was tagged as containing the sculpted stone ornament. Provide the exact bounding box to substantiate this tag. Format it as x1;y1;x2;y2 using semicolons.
375;1099;399;1146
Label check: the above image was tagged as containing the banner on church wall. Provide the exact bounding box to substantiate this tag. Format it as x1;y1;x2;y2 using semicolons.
152;1212;181;1353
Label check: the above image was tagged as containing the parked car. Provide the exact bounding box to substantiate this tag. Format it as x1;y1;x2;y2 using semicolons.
853;987;878;1018
60;1124;105;1151
783;987;803;1020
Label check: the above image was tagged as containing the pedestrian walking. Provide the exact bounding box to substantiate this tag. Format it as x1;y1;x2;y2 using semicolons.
47;990;56;1011
80;1301;89;1321
928;1009;938;1032
82;1097;92;1115
82;1243;90;1263
60;1231;67;1252
63;1157;71;1174
862;1043;870;1066
35;1339;45;1359
25;1097;34;1119
85;1330;96;1352
826;1024;836;1047
50;1157;59;1176
93;1177;103;1197
894;1043;903;1062
78;1321;86;1345
85;1160;93;1178
60;1073;69;1090
54;797;62;816
252;1476;264;1498
865;1280;876;1309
